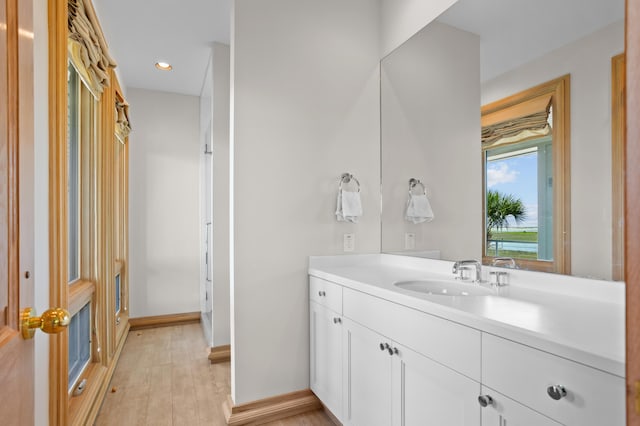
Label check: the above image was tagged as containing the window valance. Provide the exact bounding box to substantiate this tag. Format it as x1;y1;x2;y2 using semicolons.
68;0;116;99
481;93;552;148
115;100;131;143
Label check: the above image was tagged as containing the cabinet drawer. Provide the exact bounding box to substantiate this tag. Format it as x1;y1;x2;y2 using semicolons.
482;334;625;426
310;276;342;313
343;287;480;380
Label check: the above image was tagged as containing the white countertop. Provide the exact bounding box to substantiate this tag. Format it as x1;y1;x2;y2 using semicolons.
308;254;625;377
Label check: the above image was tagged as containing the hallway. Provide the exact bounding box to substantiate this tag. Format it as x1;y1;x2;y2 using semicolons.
95;324;333;425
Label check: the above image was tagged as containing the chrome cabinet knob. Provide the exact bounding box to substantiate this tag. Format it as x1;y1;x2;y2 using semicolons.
387;346;399;356
379;342;390;351
318;291;326;297
478;395;493;408
547;385;567;400
333;317;342;324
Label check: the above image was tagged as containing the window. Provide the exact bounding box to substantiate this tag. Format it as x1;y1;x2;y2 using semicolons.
68;302;91;391
115;274;121;314
68;63;80;283
481;76;570;273
484;136;553;261
50;2;131;424
66;60;98;396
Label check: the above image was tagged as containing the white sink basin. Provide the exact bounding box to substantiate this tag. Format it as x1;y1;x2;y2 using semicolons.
394;280;493;296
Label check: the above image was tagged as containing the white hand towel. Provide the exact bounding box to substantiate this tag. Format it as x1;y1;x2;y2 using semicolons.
405;194;434;224
336;190;363;223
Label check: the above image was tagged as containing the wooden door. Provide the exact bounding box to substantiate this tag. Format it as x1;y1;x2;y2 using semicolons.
0;0;35;424
392;343;480;426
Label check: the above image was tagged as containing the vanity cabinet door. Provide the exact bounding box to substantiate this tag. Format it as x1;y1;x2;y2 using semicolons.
392;343;481;426
342;318;393;426
309;301;343;420
479;387;562;426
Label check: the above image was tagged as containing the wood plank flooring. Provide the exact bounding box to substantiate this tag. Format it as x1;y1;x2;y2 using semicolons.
95;323;334;426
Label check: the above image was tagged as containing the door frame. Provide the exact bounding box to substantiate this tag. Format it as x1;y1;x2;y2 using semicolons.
48;1;69;424
626;0;640;424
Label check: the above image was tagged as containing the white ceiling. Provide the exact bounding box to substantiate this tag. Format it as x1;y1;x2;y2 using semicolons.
93;0;231;96
437;0;625;82
93;0;624;96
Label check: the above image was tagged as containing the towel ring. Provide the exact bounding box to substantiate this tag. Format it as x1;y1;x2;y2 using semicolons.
340;173;360;192
409;178;426;195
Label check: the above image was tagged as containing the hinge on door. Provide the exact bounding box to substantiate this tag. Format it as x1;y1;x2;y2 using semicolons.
636;381;640;413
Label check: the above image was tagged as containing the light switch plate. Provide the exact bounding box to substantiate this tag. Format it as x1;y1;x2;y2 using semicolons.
405;233;415;250
343;233;355;252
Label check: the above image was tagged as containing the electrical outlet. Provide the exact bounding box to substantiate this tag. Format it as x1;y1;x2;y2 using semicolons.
343;233;355;252
405;233;415;250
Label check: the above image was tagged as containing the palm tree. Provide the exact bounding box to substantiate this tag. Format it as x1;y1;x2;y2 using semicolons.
486;190;526;241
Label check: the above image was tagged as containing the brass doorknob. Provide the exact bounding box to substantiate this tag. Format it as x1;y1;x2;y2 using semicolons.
21;307;71;339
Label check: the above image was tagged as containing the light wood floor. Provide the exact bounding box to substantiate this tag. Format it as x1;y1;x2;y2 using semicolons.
95;323;333;426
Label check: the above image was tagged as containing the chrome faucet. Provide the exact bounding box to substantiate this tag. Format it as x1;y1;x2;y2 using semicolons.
452;260;482;283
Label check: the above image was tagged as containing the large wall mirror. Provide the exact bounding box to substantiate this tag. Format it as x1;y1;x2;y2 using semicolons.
381;0;625;281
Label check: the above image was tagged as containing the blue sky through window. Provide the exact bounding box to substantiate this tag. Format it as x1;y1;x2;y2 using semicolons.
487;151;538;228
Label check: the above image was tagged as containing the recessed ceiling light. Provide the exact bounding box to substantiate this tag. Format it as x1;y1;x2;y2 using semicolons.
155;62;173;71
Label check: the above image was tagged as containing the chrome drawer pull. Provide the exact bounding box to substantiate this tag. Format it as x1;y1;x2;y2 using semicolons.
547;385;567;400
478;395;493;407
333;317;342;324
318;291;326;297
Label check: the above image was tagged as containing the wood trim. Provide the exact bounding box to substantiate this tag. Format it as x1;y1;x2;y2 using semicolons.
68;364;107;426
612;53;626;281
71;322;129;426
6;0;20;334
222;390;322;426
100;65;115;362
481;75;571;274
48;0;70;424
481;256;555;274
68;279;95;315
0;0;8;332
209;344;231;364
627;0;640;423
128;312;201;330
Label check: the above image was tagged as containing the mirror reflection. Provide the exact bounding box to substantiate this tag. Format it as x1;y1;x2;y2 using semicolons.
380;0;625;281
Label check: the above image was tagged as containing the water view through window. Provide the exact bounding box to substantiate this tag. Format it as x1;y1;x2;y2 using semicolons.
485;137;553;261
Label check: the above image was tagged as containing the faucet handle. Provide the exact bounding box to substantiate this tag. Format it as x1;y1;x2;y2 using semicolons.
455;265;473;281
491;257;518;269
489;271;508;286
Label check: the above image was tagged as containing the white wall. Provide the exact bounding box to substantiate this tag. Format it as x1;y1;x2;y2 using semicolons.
381;0;458;57
231;0;380;404
482;21;624;280
211;43;231;347
381;22;481;260
128;88;201;317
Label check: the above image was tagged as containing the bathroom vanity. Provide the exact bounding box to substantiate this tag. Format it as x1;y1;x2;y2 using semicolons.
308;254;625;426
